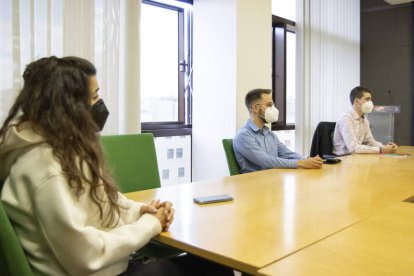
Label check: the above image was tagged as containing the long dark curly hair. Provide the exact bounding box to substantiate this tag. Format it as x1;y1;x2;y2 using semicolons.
0;56;120;227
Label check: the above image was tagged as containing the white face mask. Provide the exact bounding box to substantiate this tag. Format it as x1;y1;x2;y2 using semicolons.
260;105;279;123
361;100;374;113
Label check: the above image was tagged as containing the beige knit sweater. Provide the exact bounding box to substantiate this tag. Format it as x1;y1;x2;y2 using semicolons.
0;122;162;276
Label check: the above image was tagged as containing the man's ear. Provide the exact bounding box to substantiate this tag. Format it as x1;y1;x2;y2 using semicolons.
251;104;259;113
353;98;359;105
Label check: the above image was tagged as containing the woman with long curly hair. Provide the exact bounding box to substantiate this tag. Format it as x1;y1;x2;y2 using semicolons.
0;56;233;276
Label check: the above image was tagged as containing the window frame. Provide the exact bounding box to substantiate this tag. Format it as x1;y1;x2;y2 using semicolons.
271;15;295;131
140;0;192;137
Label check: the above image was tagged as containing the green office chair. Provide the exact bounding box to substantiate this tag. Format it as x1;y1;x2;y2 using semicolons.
100;133;161;193
100;133;183;259
0;199;33;276
222;139;241;176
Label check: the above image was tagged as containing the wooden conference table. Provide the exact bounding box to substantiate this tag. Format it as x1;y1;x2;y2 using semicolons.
125;146;414;275
257;202;414;276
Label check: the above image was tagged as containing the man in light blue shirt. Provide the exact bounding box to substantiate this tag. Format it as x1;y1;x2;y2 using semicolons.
233;88;323;173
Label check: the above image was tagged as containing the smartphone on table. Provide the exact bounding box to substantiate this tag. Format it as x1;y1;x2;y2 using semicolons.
193;194;234;204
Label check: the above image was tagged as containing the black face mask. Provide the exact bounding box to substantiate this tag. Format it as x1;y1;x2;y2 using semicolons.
91;99;109;131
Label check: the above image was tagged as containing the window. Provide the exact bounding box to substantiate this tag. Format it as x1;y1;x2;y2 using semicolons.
140;0;192;137
167;149;174;159
162;169;170;180
154;135;191;186
272;0;295;131
285;31;296;125
176;148;183;158
178;167;185;177
141;1;193;186
272;15;296;131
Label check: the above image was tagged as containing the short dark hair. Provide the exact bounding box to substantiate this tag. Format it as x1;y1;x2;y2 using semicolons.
245;88;272;110
349;86;372;105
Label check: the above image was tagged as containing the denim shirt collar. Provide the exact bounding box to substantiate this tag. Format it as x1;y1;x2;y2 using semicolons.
247;119;269;134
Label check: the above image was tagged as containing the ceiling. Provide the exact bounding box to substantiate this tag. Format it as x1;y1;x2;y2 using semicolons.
361;0;411;12
383;0;412;4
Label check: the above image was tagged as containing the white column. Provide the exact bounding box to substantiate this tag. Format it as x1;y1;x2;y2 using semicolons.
192;0;237;181
192;0;271;181
236;0;272;128
121;0;140;133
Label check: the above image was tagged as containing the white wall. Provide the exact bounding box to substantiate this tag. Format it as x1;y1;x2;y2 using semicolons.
192;0;272;181
236;0;272;129
192;0;237;181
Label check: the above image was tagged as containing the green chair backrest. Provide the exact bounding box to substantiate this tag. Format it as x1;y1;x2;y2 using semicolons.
0;199;33;276
222;139;241;176
100;133;161;193
100;135;184;258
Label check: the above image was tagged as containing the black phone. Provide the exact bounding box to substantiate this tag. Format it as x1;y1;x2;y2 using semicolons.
323;158;342;164
193;194;234;204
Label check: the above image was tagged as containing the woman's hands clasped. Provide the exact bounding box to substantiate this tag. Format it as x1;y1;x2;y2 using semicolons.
140;199;175;231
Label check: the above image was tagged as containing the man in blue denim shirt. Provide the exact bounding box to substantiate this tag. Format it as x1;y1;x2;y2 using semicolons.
233;89;323;173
